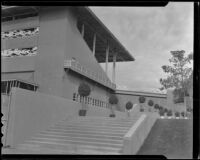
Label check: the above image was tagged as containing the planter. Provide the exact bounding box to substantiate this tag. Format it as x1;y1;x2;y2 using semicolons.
167;116;172;119
175;117;180;119
79;109;87;116
160;116;164;119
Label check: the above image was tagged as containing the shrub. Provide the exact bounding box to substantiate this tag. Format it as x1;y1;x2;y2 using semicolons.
181;112;185;117
125;101;133;110
109;95;118;105
148;100;154;106
164;108;168;113
159;109;165;116
167;110;172;116
159;106;163;111
78;83;91;97
175;112;180;117
139;96;146;103
154;104;159;110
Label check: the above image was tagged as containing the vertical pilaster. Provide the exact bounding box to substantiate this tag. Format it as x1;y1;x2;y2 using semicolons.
112;54;116;84
105;45;109;75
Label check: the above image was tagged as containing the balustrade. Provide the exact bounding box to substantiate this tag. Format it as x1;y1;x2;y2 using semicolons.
73;93;109;109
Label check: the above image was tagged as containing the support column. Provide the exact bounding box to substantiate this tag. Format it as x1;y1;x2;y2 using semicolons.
81;24;84;37
92;33;96;56
112;54;116;84
105;45;109;75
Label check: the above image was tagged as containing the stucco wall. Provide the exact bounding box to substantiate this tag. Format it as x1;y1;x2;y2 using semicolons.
33;6;112;101
116;93;167;111
1;56;35;73
123;113;158;154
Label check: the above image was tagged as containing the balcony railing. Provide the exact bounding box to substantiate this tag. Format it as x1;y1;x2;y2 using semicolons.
73;93;109;109
64;59;116;90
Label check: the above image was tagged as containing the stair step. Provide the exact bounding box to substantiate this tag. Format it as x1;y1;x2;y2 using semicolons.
35;134;123;144
38;131;124;139
40;130;125;137
65;117;139;123
46;128;126;136
50;125;129;133
58;121;134;127
54;123;131;130
28;137;123;148
18;143;121;155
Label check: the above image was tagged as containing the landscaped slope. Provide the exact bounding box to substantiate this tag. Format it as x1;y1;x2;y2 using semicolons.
137;119;193;159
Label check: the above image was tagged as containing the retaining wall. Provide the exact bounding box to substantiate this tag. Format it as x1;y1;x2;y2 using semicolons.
123;113;158;154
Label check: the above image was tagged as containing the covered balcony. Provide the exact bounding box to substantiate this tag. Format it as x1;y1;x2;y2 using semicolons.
64;59;116;90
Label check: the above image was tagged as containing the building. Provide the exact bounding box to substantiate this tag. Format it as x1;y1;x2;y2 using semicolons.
2;6;134;108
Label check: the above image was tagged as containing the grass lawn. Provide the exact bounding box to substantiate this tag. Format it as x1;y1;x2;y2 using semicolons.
137;119;193;159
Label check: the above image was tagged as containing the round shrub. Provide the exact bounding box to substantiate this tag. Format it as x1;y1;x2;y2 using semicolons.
139;96;146;103
175;112;180;117
167;110;172;116
78;83;91;97
125;101;133;110
148;100;154;106
154;104;159;110
109;95;118;105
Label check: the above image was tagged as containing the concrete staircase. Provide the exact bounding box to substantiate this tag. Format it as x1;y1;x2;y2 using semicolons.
15;115;141;154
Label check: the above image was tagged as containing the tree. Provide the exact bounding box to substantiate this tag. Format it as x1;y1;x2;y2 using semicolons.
159;50;193;102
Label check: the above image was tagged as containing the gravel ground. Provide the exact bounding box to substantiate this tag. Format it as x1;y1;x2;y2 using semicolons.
137;119;193;159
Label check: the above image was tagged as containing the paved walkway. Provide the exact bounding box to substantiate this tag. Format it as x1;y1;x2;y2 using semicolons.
137;119;193;159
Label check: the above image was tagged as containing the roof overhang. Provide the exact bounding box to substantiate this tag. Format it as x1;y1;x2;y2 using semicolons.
116;89;167;98
2;6;135;63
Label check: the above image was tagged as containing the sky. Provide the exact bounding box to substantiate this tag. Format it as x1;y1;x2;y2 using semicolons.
90;2;193;93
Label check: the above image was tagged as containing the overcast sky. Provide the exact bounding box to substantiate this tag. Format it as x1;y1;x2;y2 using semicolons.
90;2;193;93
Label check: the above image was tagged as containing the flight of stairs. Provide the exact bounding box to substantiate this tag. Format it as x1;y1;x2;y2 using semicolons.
15;115;141;154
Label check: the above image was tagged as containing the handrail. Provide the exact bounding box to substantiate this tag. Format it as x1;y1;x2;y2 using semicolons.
64;59;116;90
